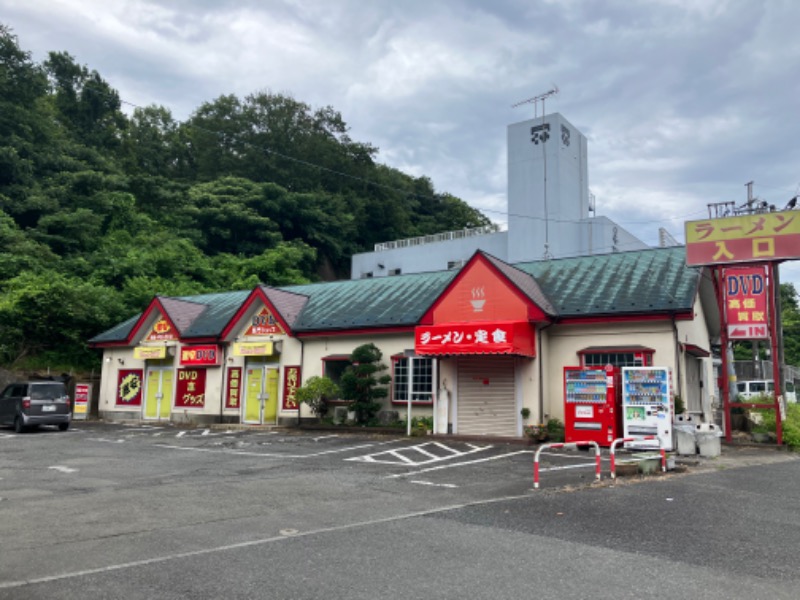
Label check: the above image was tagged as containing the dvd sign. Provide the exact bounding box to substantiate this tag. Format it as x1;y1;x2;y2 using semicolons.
180;345;220;366
724;266;769;340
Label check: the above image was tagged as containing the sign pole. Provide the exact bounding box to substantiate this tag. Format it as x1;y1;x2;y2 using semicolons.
769;264;783;444
714;267;733;443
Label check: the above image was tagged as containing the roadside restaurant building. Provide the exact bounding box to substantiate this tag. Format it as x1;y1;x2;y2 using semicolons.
89;246;719;438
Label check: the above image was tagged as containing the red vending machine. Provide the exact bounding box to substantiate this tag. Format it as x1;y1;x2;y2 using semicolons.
564;365;621;447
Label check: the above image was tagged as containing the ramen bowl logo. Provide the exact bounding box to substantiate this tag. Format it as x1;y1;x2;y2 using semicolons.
470;287;486;312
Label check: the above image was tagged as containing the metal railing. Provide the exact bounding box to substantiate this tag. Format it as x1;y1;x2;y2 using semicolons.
373;224;504;252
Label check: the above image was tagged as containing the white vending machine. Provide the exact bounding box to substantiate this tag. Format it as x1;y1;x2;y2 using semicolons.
621;367;673;451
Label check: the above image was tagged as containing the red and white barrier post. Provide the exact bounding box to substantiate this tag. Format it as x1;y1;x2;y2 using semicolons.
533;441;602;489
609;435;665;480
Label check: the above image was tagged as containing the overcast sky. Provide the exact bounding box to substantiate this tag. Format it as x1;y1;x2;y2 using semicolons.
3;0;800;287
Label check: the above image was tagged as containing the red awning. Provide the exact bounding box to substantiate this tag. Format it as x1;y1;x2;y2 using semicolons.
414;321;535;357
681;343;710;357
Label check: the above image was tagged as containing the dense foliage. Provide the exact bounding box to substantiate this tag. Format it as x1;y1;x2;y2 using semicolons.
732;282;800;367
339;343;391;424
0;25;489;370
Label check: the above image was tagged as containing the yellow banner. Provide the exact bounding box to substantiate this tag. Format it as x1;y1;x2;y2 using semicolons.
685;210;800;243
233;342;274;356
133;346;167;359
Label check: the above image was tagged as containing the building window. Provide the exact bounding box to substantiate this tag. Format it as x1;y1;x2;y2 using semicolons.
389;268;402;276
361;272;373;279
322;355;351;399
392;356;434;404
581;350;653;368
447;260;465;270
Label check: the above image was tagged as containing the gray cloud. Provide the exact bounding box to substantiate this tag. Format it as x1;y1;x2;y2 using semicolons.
3;0;799;286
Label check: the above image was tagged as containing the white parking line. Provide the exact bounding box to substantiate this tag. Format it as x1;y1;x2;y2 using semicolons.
49;466;78;473
387;449;532;478
347;442;490;466
153;441;391;458
410;480;458;488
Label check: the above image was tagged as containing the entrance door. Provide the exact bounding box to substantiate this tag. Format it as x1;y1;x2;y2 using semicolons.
143;367;174;420
685;357;704;415
243;365;279;425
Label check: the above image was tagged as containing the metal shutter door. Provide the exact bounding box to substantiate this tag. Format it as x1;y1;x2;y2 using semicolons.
457;357;517;436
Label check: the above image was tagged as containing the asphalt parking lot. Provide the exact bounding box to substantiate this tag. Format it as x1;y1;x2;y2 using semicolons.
2;422;799;599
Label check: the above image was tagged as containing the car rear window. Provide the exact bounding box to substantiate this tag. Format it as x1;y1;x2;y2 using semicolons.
29;383;67;399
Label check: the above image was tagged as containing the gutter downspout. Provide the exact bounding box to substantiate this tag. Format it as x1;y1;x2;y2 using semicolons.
671;313;683;405
297;337;305;427
219;342;228;425
537;322;554;424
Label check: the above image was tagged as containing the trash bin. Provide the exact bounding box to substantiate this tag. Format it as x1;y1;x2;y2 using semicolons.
695;423;721;457
674;415;697;456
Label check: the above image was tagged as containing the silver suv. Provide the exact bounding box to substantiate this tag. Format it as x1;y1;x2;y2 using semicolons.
0;381;72;433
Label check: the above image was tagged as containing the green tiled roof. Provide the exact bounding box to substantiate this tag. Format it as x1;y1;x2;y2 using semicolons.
284;270;457;331
516;246;699;317
90;246;701;344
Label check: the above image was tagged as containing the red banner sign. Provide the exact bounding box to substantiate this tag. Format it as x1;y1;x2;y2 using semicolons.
180;345;220;366
415;321;535;356
225;367;242;409
724;266;770;340
175;368;207;408
282;365;301;410
116;369;144;406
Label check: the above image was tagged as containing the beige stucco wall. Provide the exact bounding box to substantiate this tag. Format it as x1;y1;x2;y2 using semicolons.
542;320;677;422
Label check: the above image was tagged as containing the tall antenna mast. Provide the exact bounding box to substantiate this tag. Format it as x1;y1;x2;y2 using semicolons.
512;85;559;259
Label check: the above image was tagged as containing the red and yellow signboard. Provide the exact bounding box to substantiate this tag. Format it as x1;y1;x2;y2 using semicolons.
225;367;243;409
175;368;206;408
180;345;220;366
282;366;301;410
685;210;800;266
116;369;144;406
724;266;770;340
145;318;177;342
415;321;535;356
74;383;91;418
245;307;284;336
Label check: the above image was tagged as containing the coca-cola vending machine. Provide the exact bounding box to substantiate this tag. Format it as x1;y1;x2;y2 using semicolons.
564;365;621;447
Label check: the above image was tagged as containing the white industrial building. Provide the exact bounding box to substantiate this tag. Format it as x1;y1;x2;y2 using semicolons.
351;112;650;279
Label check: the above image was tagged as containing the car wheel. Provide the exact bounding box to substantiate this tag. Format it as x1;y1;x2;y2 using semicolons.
58;422;70;432
14;417;25;434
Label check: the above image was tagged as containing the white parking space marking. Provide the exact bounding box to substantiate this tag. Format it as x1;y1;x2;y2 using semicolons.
49;466;78;473
410;480;458;488
153;441;392;459
387;449;532;479
346;442;491;466
88;438;126;444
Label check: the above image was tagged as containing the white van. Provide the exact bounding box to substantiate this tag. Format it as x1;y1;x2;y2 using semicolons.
735;380;797;403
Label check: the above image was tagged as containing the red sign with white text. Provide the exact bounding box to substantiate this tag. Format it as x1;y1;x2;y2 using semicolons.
180;345;220;366
175;368;207;409
723;266;770;340
415;321;535;356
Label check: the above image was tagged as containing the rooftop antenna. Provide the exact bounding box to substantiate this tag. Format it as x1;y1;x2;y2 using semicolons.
512;85;559;117
512;85;559;259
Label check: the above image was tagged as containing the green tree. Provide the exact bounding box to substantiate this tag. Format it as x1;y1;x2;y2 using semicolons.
295;376;339;417
339;343;391;424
